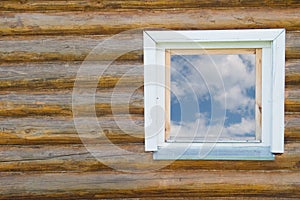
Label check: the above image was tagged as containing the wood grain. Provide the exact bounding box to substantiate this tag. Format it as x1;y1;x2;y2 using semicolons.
256;48;262;140
285;115;300;142
0;76;299;117
0;89;144;117
0;170;299;199
0;35;143;62
0;31;299;62
0;143;299;172
0;2;299;199
0;8;300;36
0;115;299;145
0;61;144;91
285;89;300;113
286;31;300;60
0;88;298;117
1;0;300;12
0;115;144;145
0;58;298;91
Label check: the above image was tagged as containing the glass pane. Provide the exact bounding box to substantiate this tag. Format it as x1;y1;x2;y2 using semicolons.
169;53;256;142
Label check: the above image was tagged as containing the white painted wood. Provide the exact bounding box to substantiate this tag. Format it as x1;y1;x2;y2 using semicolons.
156;47;166;146
144;29;285;157
271;29;286;153
261;47;272;147
154;145;274;160
147;29;284;43
159;140;270;148
144;31;159;151
157;41;271;49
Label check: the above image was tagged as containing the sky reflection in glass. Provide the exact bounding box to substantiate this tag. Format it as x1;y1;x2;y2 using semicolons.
170;53;256;141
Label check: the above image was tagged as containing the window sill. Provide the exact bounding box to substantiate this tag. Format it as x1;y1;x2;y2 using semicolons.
153;145;274;160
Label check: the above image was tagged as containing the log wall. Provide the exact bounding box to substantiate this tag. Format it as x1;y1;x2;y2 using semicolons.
0;1;299;199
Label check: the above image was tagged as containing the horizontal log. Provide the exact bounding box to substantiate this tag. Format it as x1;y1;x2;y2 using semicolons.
0;31;299;63
0;89;298;118
0;8;300;36
0;61;143;81
0;170;299;199
0;88;144;117
0;61;144;91
1;0;300;12
0;116;144;145
0;35;143;62
0;88;298;117
0;75;144;91
0;143;299;172
0;114;298;145
0;58;299;92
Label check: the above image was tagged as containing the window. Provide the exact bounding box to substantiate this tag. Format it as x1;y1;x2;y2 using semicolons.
165;49;261;143
144;29;285;160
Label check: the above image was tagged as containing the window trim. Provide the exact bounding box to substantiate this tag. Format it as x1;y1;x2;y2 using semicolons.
144;29;285;160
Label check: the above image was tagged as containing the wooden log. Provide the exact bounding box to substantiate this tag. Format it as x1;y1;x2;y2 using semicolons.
0;170;299;199
0;58;298;91
0;115;144;145
0;88;298;117
0;61;144;91
1;0;300;12
0;143;299;172
0;31;299;63
0;35;143;62
0;61;143;82
0;87;298;117
0;114;298;146
0;88;144;117
0;75;144;91
0;8;300;36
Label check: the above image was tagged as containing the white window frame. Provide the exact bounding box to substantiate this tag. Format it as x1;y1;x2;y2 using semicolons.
144;29;285;160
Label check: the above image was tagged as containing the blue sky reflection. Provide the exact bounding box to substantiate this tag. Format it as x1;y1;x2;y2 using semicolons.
170;53;256;141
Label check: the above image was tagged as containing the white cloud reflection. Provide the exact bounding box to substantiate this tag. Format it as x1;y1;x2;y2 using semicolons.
170;54;256;141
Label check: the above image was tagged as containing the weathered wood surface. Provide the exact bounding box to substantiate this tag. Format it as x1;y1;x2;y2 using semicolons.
0;61;299;114
0;143;299;172
0;61;144;91
0;171;299;199
286;31;300;60
0;8;300;36
0;31;299;62
0;90;144;117
285;59;300;88
0;89;298;117
0;35;143;62
0;58;298;91
285;89;300;113
285;115;300;142
0;2;299;199
0;115;298;145
0;116;144;145
1;0;300;12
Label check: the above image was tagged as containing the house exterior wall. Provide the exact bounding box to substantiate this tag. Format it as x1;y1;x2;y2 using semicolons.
0;1;299;199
